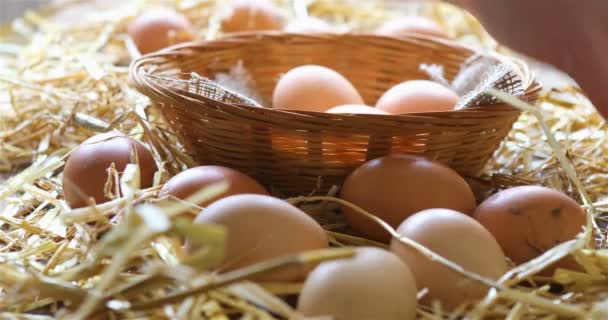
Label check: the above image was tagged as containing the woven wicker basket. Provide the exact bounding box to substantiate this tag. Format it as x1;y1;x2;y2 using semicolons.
131;33;541;196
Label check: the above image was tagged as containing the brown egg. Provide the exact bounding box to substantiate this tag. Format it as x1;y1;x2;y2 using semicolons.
273;65;364;112
159;166;268;207
63;132;157;209
376;80;459;114
221;0;285;33
326;104;389;115
128;8;196;55
340;154;476;242
298;247;417;320
376;16;448;38
390;209;508;310
473;186;588;273
194;194;328;281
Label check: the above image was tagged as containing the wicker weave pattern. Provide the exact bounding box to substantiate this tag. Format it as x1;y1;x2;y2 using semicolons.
131;33;541;196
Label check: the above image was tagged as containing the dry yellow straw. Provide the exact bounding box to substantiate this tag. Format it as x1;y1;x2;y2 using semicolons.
126;248;355;311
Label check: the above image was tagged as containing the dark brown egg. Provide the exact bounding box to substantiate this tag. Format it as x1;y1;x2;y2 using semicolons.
128;8;196;55
195;194;328;281
63;133;157;208
340;154;476;242
473;186;588;273
159;166;268;207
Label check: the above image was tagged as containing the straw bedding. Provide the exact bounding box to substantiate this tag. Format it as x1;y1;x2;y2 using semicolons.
0;1;606;319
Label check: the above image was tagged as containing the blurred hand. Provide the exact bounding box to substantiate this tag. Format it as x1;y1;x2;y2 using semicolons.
447;0;608;117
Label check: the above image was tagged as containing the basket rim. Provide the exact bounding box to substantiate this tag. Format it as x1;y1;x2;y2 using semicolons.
129;32;542;119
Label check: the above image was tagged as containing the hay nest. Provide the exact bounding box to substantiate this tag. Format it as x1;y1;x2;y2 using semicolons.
0;0;606;319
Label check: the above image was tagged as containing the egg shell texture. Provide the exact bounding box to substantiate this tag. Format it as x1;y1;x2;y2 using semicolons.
221;0;285;33
128;8;195;54
195;194;328;281
298;247;417;320
390;209;509;310
376;80;459;114
63;133;157;209
159;166;268;207
473;186;588;271
272;65;364;112
340;154;476;242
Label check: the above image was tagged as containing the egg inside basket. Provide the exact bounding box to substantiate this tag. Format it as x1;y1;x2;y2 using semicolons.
130;33;541;196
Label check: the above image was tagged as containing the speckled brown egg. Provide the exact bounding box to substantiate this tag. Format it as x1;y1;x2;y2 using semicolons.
473;186;588;272
376;80;459;114
298;247;417;320
63;132;157;209
273;65;364;112
128;8;196;55
390;209;508;310
326;104;389;115
340;154;476;242
194;194;328;281
159;166;268;207
376;16;448;38
221;0;285;33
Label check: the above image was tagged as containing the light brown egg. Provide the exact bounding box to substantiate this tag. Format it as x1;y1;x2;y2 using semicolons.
376;16;448;38
159;166;268;207
63;132;157;209
376;80;459;114
273;65;364;112
128;8;196;55
340;154;476;242
221;0;285;33
298;247;417;320
390;209;509;310
194;194;328;281
326;104;389;115
473;186;588;273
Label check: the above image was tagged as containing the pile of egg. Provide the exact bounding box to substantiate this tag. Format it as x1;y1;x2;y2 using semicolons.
63;135;587;317
272;64;459;114
62;2;589;317
127;5;463;123
127;0;450;55
127;1;459;115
